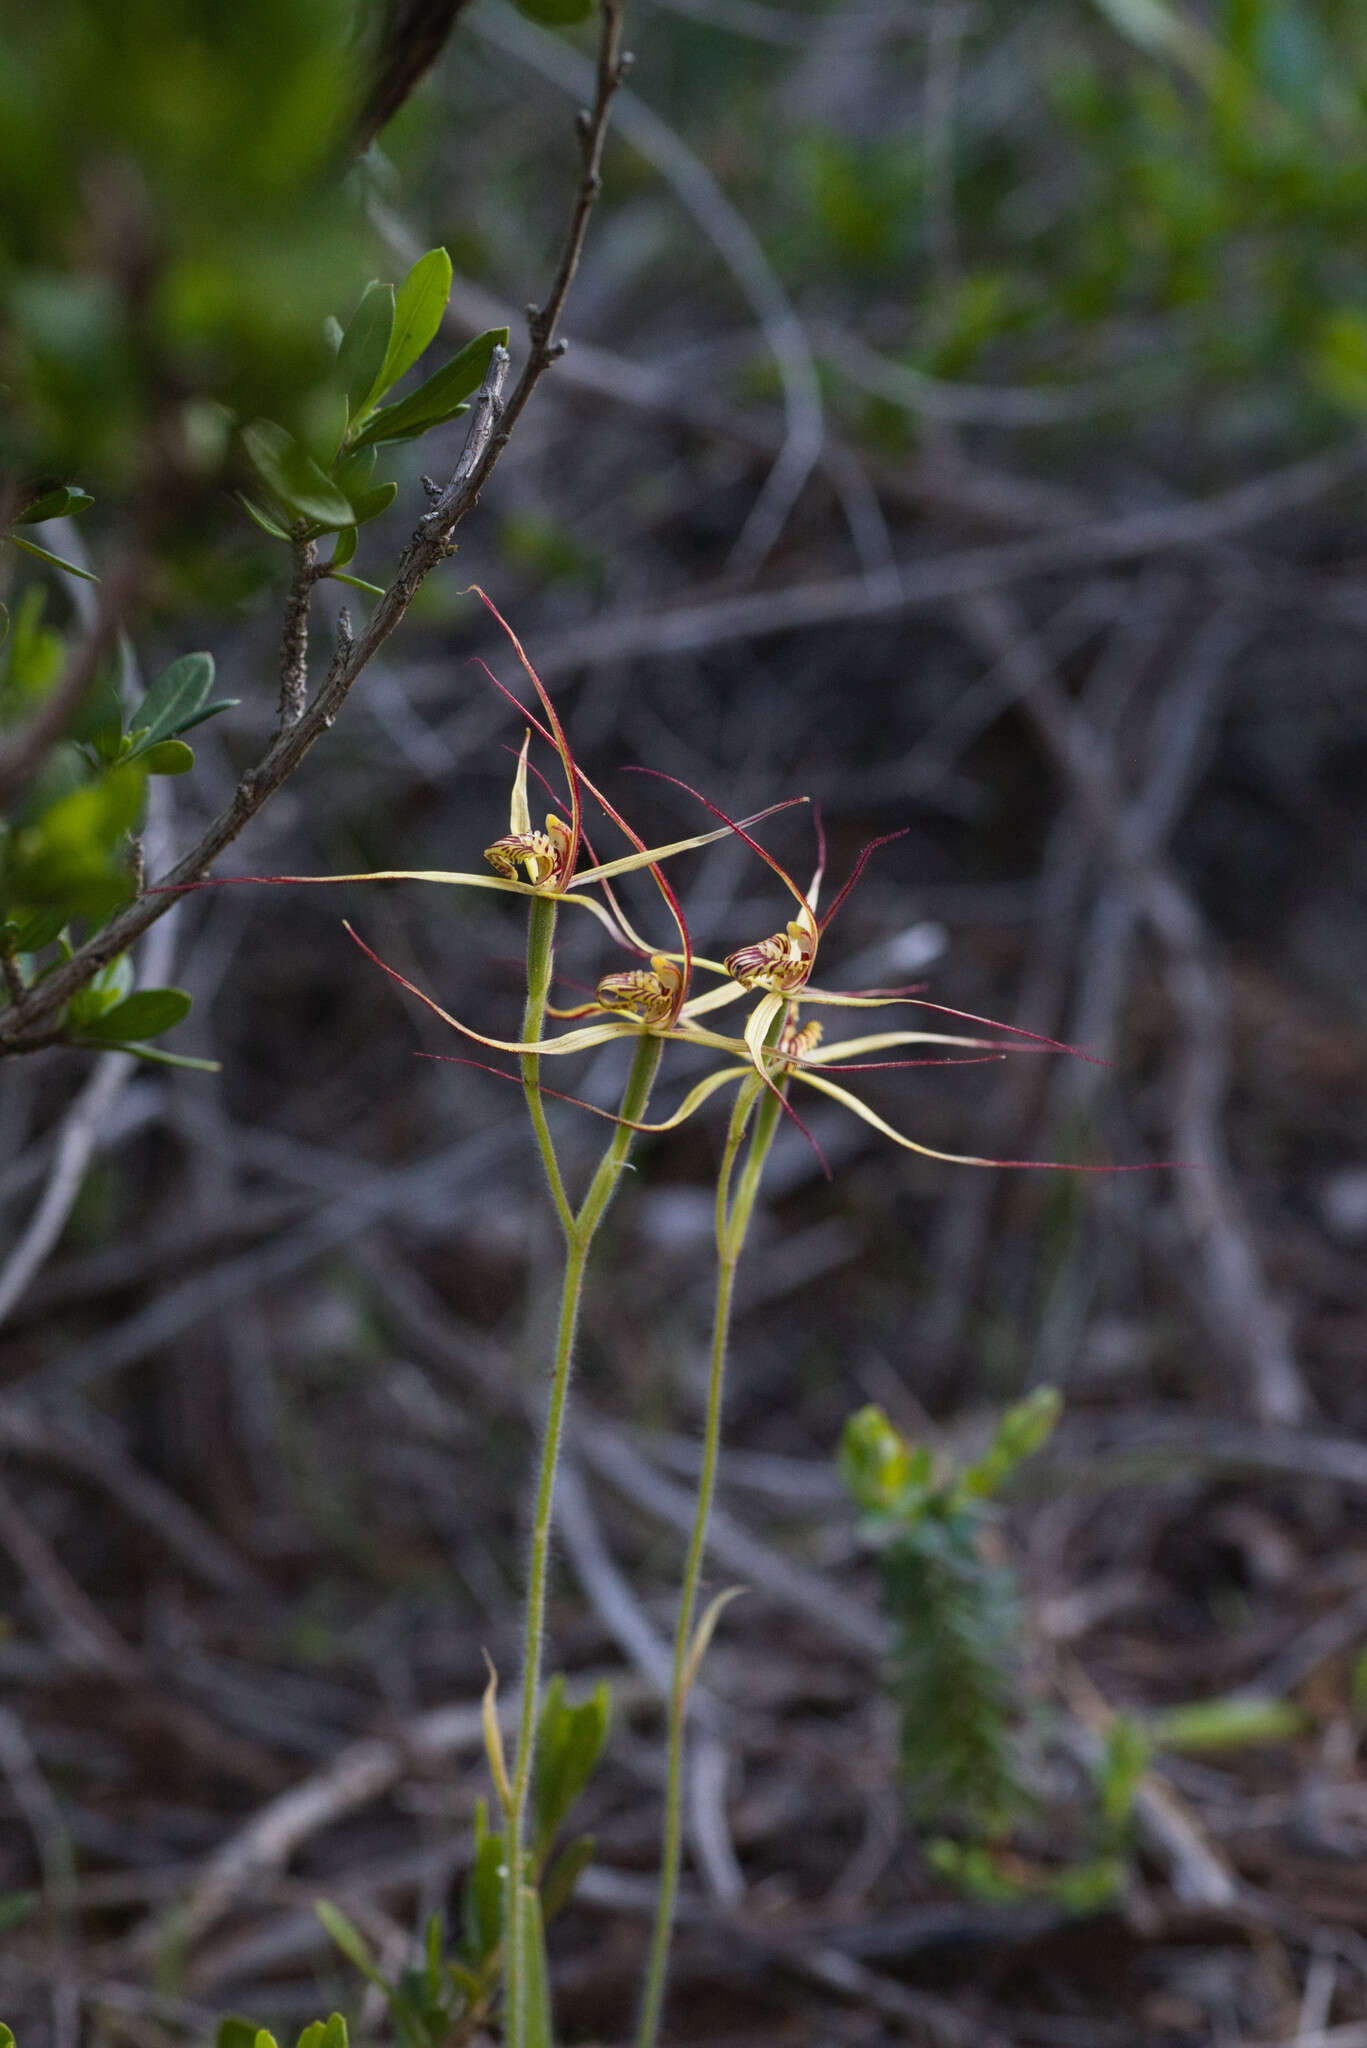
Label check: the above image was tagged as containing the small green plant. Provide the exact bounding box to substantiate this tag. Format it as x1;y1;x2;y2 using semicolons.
218;1679;608;2048
839;1390;1062;1837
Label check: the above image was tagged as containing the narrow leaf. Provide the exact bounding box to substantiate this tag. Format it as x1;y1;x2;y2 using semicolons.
238;493;292;541
330;571;385;596
17;485;94;524
482;1653;513;1817
77;987;192;1041
7;534;100;582
682;1587;745;1697
336;280;396;421
518;1887;555;2048
174;696;240;736
242;420;354;527
314;1900;388;1990
376;247;453;397
330;525;358;570
351;328;508;448
539;1834;594;1923
89;1041;221;1071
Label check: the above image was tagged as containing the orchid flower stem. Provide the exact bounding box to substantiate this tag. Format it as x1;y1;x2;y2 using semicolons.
505;1008;665;2048
522;894;575;1241
637;1065;787;2048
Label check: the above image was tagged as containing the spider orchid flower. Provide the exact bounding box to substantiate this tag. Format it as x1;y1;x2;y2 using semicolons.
496;995;1166;1176
154;589;802;982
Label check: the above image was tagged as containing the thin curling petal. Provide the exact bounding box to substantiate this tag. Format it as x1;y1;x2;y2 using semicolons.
470;587;582;882
803;1028;1014;1062
151;869;650;951
342;923;633;1057
794;1068;1165;1171
417;1053;757;1136
509;729;533;838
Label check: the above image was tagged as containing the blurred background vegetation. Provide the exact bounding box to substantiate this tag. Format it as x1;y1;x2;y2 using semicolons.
5;0;1367;2041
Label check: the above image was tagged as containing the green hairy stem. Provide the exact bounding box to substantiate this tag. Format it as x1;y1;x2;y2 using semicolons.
637;1069;787;2048
504;903;663;2048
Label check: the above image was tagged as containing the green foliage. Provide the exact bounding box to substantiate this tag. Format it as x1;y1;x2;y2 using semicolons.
839;1394;1061;1835
304;1676;606;2046
238;246;507;588
0;0;365;480
0;611;227;1060
532;1674;610;1855
215;2016;348;2048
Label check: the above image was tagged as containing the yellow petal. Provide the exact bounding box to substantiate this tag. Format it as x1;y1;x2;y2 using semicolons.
679;980;750;1021
804;1028;1001;1063
743;991;786;1078
509;729;533;838
588;1063;752;1134
795;1069;1003;1167
575;819;779;887
342;926;630;1057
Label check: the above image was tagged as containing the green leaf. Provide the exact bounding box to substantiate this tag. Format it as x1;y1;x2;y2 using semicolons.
330;525;358;570
315;1899;387;1991
518;1886;555;2048
532;1676;610;1854
513;0;594;21
17;485;95;524
216;2020;261;2048
336;280;395;422
242;420;354;528
253;2032;280;2048
295;2018;348;2048
69;951;135;1023
70;671;126;764
91;1041;221;1072
351;328;507;448
539;1834;594;1924
6;909;66;953
423;1911;443;2002
375;247;452;400
1148;1695;1303;1753
962;1387;1062;1500
6;534;100;582
76;986;192;1042
459;1803;504;1965
238;493;293;541
174;697;239;736
839;1404;918;1514
6;765;144;920
0;2025;17;2048
334;447;377;494
330;572;385;596
140;739;195;775
129;652;215;750
348;480;398;525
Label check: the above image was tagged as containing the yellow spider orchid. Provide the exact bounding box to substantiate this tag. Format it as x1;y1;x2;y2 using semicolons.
156;588;804;999
344;759;1142;1176
501;997;1160;1176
